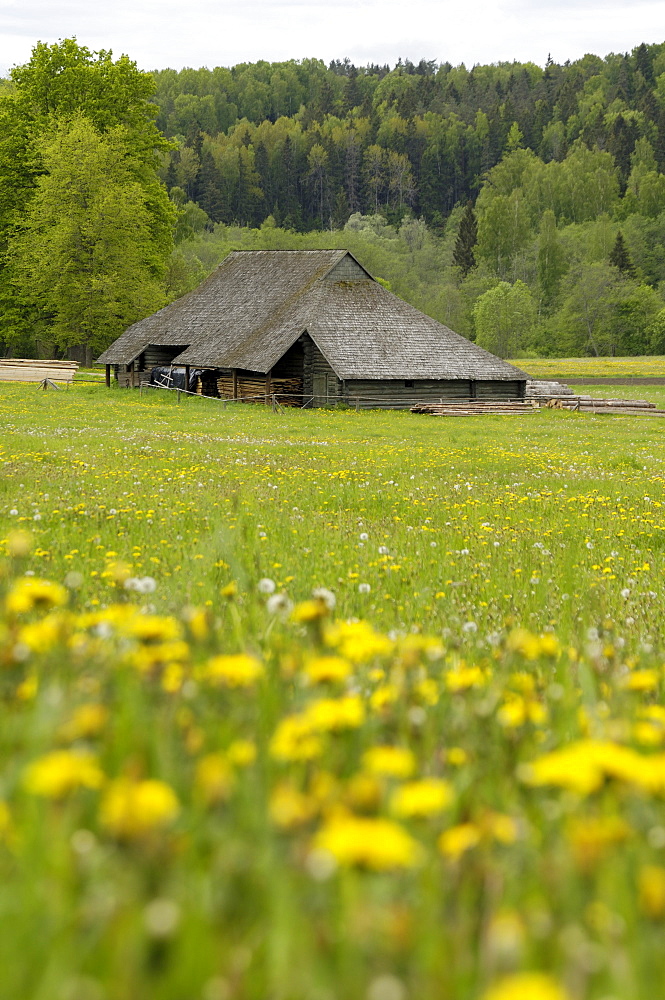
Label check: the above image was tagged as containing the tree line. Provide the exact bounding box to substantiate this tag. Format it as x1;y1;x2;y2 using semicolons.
3;40;665;361
152;44;665;231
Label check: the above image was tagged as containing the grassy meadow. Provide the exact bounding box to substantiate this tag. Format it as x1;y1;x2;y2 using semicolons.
3;382;665;999
510;356;665;380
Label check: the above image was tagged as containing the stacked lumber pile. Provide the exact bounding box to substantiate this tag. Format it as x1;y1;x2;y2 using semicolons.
411;400;538;416
526;378;665;415
216;374;303;405
0;359;78;383
565;397;665;415
412;397;665;418
526;379;575;399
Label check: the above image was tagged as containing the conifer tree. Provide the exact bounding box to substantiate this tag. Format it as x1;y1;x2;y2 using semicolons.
452;202;478;276
609;231;636;277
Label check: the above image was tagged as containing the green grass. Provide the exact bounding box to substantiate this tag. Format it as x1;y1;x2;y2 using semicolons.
2;382;665;999
510;356;665;379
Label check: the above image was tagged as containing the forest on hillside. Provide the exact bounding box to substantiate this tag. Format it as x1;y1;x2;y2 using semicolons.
3;40;665;360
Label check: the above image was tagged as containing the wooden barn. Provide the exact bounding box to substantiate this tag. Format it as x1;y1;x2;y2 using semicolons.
97;250;528;408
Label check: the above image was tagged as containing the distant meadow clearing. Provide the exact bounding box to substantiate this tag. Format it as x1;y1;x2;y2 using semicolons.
3;382;665;999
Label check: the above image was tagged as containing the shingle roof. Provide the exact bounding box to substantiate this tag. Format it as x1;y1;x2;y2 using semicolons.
97;250;528;381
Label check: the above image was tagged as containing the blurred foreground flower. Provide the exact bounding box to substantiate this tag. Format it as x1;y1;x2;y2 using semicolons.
198;653;264;688
363;745;416;779
312;814;421;870
390;778;453;818
23;750;104;798
482;972;571;1000
6;529;33;558
6;577;67;615
100;778;179;840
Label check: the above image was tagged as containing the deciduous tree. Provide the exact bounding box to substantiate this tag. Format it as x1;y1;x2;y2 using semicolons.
8;116;173;359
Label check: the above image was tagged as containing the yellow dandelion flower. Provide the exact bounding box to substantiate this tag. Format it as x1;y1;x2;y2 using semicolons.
0;800;12;843
23;750;104;799
324;621;393;663
309;770;340;805
390;778;453;818
508;672;536;694
227;739;257;767
100;778;179;839
7;578;67;615
199;654;264;688
17;614;67;653
521;740;649;796
194;753;234;805
182;606;209;640
415;678;439;706
269;782;317;829
345;772;383;812
271;715;322;761
313;814;421;870
304;695;365;731
507;629;559;661
105;560;132;585
16;675;38;701
444;665;487;692
363;746;416;779
370;683;400;711
58;703;108;742
445;747;469;766
303;655;352;684
123;615;181;644
6;529;33;558
482;973;571;1000
639;865;665;919
619;669;659;692
482;811;520;844
130;640;190;675
291;599;327;624
438;823;481;859
497;695;527;728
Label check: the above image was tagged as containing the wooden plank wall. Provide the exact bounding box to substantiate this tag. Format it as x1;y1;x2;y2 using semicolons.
303;334;340;406
343;379;527;409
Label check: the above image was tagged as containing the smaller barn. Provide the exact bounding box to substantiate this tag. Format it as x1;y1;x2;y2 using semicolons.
97;250;527;407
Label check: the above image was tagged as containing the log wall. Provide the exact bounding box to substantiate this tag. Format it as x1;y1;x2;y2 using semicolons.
343;379;526;409
303;334;340;406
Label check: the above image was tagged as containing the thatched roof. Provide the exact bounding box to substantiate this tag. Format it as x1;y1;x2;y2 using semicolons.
97;250;527;381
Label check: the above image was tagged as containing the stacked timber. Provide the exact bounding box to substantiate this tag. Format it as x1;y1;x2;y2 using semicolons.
412;397;665;417
215;373;303;405
0;358;78;383
525;379;663;414
572;398;665;415
411;400;538;416
526;379;575;399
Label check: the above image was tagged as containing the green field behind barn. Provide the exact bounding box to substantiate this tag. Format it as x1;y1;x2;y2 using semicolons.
3;382;665;1000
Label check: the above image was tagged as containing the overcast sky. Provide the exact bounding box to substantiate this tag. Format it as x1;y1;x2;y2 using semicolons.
1;0;664;76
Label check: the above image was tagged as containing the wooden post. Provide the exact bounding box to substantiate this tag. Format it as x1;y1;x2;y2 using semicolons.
265;368;272;405
355;397;360;412
129;360;135;388
177;388;181;404
105;364;111;388
232;368;238;401
271;394;276;413
184;365;190;392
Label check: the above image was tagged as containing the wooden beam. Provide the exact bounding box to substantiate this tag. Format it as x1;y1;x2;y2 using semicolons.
232;368;238;400
105;364;111;388
265;368;272;402
184;365;190;392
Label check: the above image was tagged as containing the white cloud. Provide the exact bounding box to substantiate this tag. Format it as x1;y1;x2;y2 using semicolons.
0;0;663;75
